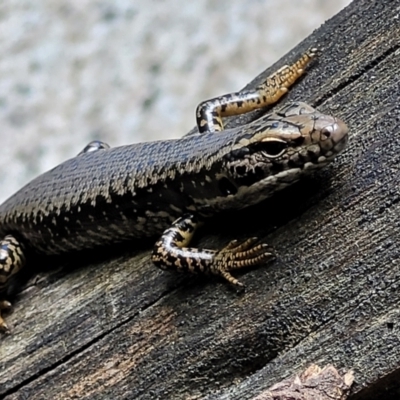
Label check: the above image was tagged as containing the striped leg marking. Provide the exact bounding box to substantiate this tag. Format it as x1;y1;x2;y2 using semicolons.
0;235;26;332
151;215;274;286
196;48;317;133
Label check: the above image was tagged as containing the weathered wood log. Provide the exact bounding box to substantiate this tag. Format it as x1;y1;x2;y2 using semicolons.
1;0;400;399
250;365;354;400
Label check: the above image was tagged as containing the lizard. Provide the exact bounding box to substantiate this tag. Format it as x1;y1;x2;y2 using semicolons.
0;49;348;331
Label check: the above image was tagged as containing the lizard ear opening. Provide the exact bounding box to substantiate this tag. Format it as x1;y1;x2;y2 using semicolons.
218;176;238;196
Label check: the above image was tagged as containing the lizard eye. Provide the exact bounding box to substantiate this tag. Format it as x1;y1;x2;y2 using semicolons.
258;139;288;158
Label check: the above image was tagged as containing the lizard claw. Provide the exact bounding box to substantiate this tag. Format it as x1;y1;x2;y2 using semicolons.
211;238;275;286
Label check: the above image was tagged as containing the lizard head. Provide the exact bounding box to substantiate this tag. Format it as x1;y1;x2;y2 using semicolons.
225;101;348;182
202;102;349;210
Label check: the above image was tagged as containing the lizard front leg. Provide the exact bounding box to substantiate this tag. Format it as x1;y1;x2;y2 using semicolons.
151;214;274;286
0;235;26;332
196;48;317;133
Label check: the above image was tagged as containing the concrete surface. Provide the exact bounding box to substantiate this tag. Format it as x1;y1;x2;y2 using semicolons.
0;0;351;203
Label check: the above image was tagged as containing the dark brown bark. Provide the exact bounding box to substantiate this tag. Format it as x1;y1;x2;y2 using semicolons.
1;0;400;399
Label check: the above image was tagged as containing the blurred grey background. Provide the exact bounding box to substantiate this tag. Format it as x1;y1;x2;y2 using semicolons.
0;0;351;203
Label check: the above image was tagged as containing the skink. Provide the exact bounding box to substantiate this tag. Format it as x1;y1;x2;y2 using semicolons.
0;49;348;331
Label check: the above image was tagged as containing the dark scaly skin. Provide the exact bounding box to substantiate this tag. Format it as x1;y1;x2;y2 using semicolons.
0;49;349;331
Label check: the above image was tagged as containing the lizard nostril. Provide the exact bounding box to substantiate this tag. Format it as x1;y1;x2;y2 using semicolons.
321;127;332;140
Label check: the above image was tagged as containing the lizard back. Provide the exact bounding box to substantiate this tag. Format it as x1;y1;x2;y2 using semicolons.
0;130;237;254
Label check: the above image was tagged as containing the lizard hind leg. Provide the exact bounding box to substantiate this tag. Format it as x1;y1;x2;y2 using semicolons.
0;235;26;332
151;215;274;287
